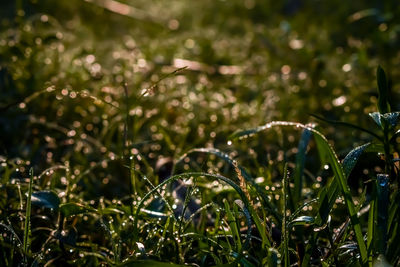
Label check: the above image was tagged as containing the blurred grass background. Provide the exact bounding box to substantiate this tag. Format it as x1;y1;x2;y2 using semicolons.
1;0;400;194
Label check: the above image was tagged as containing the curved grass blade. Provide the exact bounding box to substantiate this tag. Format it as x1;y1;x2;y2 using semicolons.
175;148;281;223
369;112;382;128
382;112;400;127
289;216;315;227
0;222;25;264
138;66;188;99
176;148;274;248
343;143;371;178
183;203;214;231
369;112;400;129
230;121;368;264
31;191;60;210
343;142;385;178
289;198;318;221
59;203;97;217
311;113;382;141
390;129;400;143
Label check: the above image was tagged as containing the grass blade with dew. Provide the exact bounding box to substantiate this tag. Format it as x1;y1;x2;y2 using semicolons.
138;66;188;99
23;168;34;257
230;121;368;265
343;142;384;178
310;113;382;141
289;198;318;222
281;163;290;267
176;148;273;248
183;203;214;232
342;143;370;178
175;148;281;223
178;177;197;237
0;222;25;264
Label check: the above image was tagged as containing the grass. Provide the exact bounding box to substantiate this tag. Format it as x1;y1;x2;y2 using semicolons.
1;0;400;266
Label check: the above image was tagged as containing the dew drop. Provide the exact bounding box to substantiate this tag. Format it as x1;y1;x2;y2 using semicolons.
377;174;389;187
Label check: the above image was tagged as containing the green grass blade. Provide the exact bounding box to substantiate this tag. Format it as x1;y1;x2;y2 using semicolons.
282;163;290;267
289;216;315;227
224;199;242;251
59;203;97;217
369;112;400;129
23;168;34;256
312;128;367;264
175;148;281;223
289;198;318;221
367;184;376;265
377;66;390;114
311;113;382;141
343;143;371;178
376;174;389;255
248;203;271;249
293;129;312;207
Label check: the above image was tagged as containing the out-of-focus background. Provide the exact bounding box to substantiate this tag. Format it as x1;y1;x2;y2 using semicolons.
1;0;400;188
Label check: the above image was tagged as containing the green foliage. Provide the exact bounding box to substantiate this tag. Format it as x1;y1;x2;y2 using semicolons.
1;0;400;266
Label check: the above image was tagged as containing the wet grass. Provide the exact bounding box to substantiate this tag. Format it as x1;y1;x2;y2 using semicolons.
1;0;400;266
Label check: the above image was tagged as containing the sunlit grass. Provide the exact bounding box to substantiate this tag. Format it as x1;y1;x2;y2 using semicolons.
1;1;400;266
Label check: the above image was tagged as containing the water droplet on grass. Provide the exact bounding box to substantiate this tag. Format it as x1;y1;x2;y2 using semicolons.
377;174;389;187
